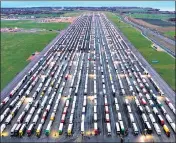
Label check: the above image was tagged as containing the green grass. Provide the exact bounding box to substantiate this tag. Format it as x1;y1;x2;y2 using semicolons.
127;8;149;12
164;31;175;38
105;12;175;91
1;17;71;91
5;11;84;18
1;32;58;91
15;13;63;18
126;13;175;20
1;20;70;30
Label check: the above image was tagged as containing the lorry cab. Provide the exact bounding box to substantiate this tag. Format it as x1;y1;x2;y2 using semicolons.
132;123;139;135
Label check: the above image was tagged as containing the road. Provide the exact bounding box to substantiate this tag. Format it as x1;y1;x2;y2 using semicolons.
0;13;175;143
119;15;175;58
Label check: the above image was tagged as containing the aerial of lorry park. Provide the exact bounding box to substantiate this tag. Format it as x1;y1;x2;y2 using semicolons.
0;13;175;142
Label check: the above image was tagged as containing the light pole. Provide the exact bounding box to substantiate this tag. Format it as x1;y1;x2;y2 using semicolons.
144;129;147;136
144;129;147;142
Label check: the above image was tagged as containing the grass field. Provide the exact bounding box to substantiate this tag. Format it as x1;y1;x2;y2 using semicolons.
1;32;58;91
126;8;149;12
1;20;70;31
127;13;175;20
105;12;175;91
164;31;175;38
8;11;85;18
1;16;71;91
14;13;63;18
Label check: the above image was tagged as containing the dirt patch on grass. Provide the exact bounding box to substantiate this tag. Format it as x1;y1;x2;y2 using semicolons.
38;17;76;23
1;27;22;32
127;17;174;33
157;27;175;33
1;27;47;33
27;52;40;61
153;64;175;70
8;66;14;72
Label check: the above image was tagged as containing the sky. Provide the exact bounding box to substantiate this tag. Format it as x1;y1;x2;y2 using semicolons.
1;1;175;11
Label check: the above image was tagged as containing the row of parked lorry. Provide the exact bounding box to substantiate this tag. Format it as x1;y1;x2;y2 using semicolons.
100;13;175;137
0;14;92;136
1;13;175;140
